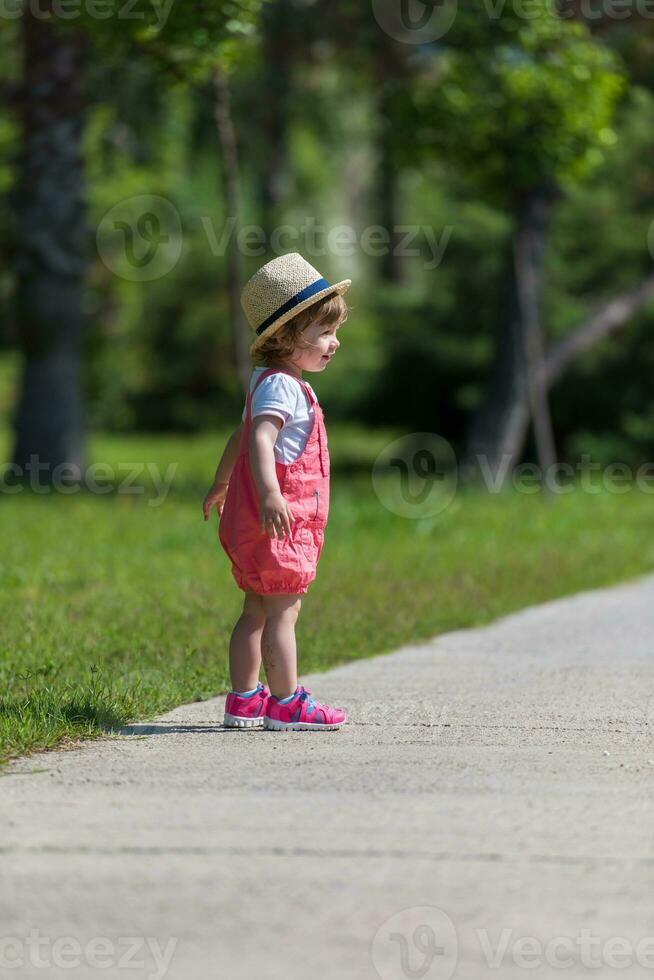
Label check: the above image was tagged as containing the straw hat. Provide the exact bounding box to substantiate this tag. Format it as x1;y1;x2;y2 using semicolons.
241;252;351;355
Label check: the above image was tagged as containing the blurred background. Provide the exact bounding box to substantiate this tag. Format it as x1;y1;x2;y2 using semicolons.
3;0;654;761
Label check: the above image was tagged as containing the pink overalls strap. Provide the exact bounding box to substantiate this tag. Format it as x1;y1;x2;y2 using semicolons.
242;367;327;477
245;367;316;420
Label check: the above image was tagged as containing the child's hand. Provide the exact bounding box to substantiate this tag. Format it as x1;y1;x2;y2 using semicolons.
203;482;228;521
260;490;295;538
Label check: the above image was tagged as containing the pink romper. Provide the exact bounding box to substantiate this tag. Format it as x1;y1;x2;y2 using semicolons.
218;367;330;595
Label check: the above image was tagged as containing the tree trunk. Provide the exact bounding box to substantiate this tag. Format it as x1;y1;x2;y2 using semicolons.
11;9;87;482
512;186;557;479
212;66;251;394
463;183;559;485
258;0;293;241
374;38;405;284
376;83;404;284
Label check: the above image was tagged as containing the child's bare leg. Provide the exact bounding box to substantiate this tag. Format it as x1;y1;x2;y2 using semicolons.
228;591;265;692
261;594;302;699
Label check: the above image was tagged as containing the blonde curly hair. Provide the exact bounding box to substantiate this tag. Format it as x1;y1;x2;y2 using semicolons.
251;292;349;367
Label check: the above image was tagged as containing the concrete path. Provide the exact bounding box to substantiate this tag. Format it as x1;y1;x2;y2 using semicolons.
2;575;654;980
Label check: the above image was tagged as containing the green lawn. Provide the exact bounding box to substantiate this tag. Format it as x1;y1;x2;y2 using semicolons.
2;424;654;766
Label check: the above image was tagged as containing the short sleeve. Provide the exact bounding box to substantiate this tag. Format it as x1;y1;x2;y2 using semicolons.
249;373;300;425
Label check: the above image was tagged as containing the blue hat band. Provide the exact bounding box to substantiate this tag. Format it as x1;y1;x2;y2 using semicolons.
255;277;331;336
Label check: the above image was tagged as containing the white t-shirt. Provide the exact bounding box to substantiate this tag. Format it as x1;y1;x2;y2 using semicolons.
241;367;316;464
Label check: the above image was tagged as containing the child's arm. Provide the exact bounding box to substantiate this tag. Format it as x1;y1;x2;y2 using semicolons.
250;415;295;538
202;422;244;521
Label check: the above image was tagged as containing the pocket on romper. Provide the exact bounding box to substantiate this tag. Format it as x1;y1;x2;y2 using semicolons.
298;524;324;563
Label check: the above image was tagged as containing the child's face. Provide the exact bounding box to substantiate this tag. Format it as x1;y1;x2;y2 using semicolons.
290;318;341;373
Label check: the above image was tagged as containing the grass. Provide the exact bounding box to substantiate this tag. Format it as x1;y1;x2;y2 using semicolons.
2;424;654;767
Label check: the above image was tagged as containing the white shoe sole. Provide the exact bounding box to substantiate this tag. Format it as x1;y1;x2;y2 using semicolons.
224;713;265;728
263;716;346;732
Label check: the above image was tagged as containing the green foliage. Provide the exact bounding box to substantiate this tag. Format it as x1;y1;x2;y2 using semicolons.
545;84;654;465
3;427;654;763
1;0;654;465
0;21;19;349
81;51;376;430
412;0;625;203
353;171;508;435
80;0;269;78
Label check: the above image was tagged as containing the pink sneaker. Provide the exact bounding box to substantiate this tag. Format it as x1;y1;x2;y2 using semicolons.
264;685;347;731
224;682;270;728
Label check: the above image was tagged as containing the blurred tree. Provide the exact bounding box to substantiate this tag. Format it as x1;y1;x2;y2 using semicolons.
258;0;297;238
412;4;626;480
7;0;267;479
11;9;88;478
371;25;414;284
0;26;20;351
111;0;268;394
305;0;420;283
213;65;250;391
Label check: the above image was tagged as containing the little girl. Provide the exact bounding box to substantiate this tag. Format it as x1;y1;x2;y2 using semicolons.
202;253;351;732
